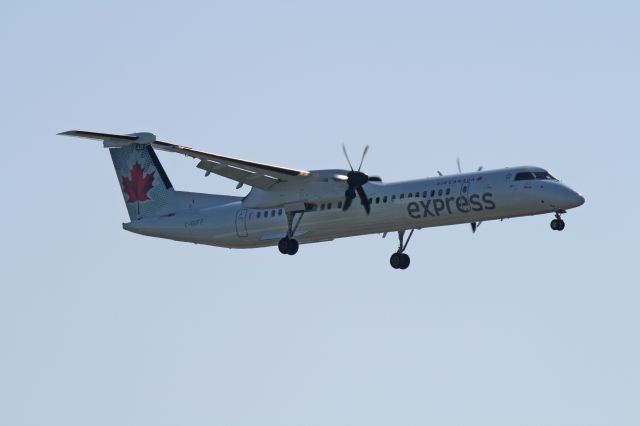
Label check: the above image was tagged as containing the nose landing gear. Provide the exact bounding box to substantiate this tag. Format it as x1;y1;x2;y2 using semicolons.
550;211;566;231
390;229;414;270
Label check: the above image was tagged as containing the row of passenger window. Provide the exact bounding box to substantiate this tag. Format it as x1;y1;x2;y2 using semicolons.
255;209;283;219
250;187;461;219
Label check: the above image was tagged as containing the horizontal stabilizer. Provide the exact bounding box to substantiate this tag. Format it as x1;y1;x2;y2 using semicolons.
58;130;156;148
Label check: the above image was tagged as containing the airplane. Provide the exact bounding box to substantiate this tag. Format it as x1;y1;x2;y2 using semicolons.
60;130;585;269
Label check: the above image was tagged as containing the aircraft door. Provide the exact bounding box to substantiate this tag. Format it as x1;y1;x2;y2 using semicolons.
235;208;248;237
460;179;471;196
459;178;472;213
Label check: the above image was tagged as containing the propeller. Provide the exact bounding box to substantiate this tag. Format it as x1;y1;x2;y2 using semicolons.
341;144;374;214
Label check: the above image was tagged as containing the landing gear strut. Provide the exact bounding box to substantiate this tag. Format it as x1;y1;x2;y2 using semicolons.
550;211;566;231
390;229;414;270
278;211;304;255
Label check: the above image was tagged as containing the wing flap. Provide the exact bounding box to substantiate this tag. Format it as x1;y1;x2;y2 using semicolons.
196;160;280;190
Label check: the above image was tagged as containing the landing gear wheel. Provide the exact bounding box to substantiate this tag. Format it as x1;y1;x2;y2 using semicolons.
278;238;299;255
390;253;403;269
400;253;410;269
550;218;566;231
278;238;289;254
286;238;299;255
390;252;410;270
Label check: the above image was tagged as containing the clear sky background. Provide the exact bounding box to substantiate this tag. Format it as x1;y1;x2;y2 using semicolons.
1;1;638;425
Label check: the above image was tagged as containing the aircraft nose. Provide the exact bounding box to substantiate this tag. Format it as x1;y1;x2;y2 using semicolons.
566;189;585;208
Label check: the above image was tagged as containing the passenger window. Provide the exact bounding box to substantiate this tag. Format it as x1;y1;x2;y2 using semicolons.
446;188;450;195
264;211;269;218
383;196;388;203
462;186;467;193
430;190;435;197
338;201;343;209
271;210;275;217
438;189;443;196
327;202;332;209
257;212;261;218
391;195;396;201
400;194;405;199
408;193;413;198
375;197;380;204
415;192;420;198
368;198;372;204
278;209;283;216
320;203;325;210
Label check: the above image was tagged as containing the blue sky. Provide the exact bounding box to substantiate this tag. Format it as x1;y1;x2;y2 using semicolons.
1;1;638;425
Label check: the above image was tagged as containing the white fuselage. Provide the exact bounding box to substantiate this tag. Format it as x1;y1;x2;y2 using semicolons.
124;166;585;249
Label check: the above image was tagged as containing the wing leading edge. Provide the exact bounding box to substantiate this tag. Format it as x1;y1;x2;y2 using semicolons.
60;130;311;190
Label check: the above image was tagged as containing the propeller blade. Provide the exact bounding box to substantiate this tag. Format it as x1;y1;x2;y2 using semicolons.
343;188;356;211
369;176;382;182
342;144;354;171
457;157;462;174
356;185;371;214
471;221;482;233
357;145;369;172
437;171;443;176
477;166;483;172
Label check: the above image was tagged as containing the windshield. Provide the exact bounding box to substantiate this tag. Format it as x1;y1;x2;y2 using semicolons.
514;171;557;181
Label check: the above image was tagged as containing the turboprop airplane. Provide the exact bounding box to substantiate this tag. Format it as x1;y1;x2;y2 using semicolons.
60;130;585;269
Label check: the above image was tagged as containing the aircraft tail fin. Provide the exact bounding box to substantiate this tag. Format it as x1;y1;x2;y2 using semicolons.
59;130;176;221
109;143;175;220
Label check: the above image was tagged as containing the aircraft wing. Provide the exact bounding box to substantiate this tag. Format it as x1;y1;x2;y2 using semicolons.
151;140;311;190
60;130;311;190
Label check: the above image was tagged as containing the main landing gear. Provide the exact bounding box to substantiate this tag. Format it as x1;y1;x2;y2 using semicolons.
390;229;414;270
550;211;566;231
278;211;304;255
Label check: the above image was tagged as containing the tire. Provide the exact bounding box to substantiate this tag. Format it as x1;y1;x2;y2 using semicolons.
390;253;403;269
278;238;289;254
557;220;565;231
287;238;299;255
550;219;558;230
400;253;411;270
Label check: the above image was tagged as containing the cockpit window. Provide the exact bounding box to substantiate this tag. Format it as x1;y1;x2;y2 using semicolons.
533;172;557;181
514;171;558;181
514;172;536;181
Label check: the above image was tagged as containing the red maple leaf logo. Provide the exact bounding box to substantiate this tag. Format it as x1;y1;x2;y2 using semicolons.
121;162;155;203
